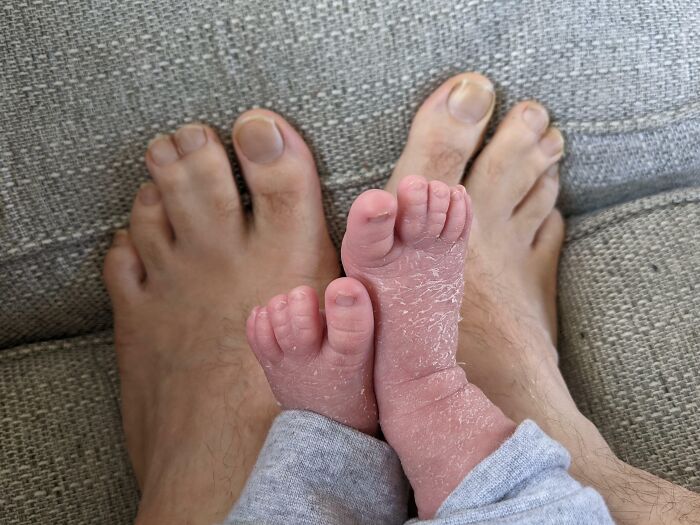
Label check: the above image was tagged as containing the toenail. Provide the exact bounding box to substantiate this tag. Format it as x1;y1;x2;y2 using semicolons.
369;211;392;223
447;79;495;124
290;289;307;302
138;182;161;205
174;125;207;155
273;299;288;311
235;117;285;164
540;131;564;157
431;185;449;198
522;105;549;134
149;136;180;166
335;292;356;307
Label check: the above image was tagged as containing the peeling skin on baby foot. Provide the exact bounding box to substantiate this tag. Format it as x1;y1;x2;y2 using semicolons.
342;176;516;518
246;278;379;436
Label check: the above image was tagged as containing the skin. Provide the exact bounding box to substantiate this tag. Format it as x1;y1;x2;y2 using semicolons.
341;179;516;518
103;113;339;524
383;73;700;525
246;278;379;436
103;72;700;524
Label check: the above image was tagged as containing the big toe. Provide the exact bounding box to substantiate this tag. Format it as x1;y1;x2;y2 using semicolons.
341;189;399;268
386;72;495;194
233;110;331;249
324;278;375;362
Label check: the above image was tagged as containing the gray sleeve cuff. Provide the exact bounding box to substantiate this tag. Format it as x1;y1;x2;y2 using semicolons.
412;420;613;524
226;410;409;525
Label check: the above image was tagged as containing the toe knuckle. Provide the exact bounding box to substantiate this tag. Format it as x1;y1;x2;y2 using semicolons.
425;140;470;180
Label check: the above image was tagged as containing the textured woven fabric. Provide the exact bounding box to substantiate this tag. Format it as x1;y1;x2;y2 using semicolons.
0;332;138;524
560;187;700;490
231;411;409;525
2;0;700;348
231;415;612;524
1;0;699;522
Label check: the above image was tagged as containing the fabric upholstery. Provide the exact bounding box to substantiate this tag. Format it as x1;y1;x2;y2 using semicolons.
1;0;698;521
2;0;699;348
560;187;700;491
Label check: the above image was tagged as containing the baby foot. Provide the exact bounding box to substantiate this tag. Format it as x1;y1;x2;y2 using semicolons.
342;177;516;518
247;278;378;435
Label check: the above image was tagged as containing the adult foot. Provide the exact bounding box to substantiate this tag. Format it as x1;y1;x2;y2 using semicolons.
384;73;700;525
342;177;516;518
246;278;377;434
458;102;700;525
103;112;338;525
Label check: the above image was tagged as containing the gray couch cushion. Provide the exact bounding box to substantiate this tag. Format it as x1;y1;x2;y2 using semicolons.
560;187;700;490
2;0;700;347
2;189;697;524
0;333;138;524
1;0;699;518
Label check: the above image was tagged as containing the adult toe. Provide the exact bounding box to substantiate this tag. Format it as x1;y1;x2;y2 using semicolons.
103;230;145;304
145;125;245;248
233;110;330;246
466;101;563;224
386;72;495;194
128;182;173;278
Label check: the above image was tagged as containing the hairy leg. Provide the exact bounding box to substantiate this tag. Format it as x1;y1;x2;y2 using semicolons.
384;73;700;524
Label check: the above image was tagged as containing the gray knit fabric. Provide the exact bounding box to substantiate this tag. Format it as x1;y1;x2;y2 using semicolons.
231;411;409;525
559;187;700;491
2;0;700;348
1;0;699;522
0;332;138;525
230;414;612;525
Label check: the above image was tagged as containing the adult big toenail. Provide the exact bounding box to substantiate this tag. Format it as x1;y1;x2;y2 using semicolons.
235;117;285;164
335;292;356;307
174;125;207;155
522;105;549;134
540;131;564;157
139;182;161;205
149;136;179;166
447;79;494;124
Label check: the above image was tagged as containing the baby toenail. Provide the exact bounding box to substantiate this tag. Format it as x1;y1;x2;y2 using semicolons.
174;125;207;155
447;79;494;124
138;182;161;205
369;211;392;223
335;292;356;307
522;105;549;134
290;289;307;302
540;132;564;157
432;186;449;198
235;117;285;164
149;136;179;166
273;300;288;311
